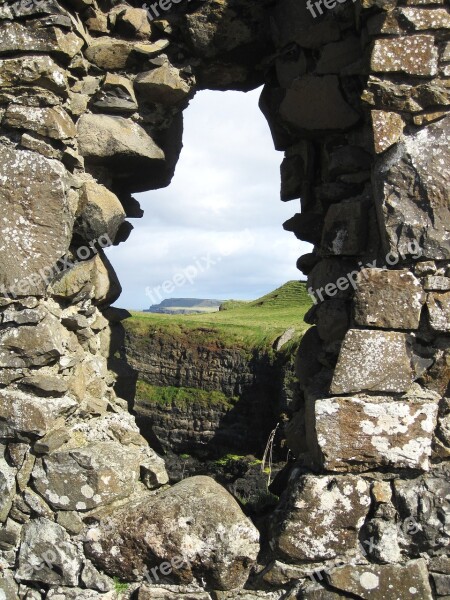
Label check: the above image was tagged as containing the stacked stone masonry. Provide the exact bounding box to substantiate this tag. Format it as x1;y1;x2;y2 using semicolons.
0;0;448;598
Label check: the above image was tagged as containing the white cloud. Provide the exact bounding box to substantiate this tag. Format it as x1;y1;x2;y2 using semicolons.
106;88;312;309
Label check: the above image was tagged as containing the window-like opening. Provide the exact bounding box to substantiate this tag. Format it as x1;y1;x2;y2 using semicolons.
107;89;313;515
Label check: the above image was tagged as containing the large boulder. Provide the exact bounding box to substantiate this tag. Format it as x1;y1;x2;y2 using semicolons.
85;476;259;590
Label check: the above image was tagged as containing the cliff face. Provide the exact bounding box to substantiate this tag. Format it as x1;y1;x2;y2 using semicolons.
124;328;298;456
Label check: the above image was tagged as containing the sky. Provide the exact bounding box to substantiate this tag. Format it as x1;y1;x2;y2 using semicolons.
106;87;312;310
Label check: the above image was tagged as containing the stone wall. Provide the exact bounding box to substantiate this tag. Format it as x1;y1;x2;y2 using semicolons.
0;0;448;598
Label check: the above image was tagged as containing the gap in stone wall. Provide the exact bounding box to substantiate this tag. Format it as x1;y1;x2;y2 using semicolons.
106;88;310;310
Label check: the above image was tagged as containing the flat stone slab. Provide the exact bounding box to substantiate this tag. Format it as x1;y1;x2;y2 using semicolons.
331;329;415;394
314;394;438;471
326;558;433;599
354;269;425;330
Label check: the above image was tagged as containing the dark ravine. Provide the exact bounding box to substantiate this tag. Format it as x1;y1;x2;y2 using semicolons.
123;328;300;459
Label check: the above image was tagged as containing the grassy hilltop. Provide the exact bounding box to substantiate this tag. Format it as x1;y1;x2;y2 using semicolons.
127;280;312;349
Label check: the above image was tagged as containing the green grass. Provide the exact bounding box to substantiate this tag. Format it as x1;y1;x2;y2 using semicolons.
214;453;248;466
136;381;237;410
126;281;312;350
113;577;128;593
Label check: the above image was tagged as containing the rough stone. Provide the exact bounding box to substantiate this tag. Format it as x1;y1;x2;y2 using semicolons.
84;38;134;69
354;269;425;329
272;0;341;49
433;573;450;596
320;198;369;256
140;446;169;489
32;441;141;510
33;427;70;454
137;587;212;600
49;253;120;306
0;573;18;600
424;276;450;291
374;116;450;260
364;517;402;563
280;140;313;201
427;292;450;332
399;7;450;30
371;35;438;76
77;114;167;191
430;556;450;574
314;299;349;343
135;64;191;105
0;146;73;295
271;472;370;561
20;132;62;160
0;447;16;522
0;389;76;438
85;476;259;590
0;55;68;93
21;374;69;397
331;330;415;394
81;558;114;592
393;463;450;555
76;180;126;244
0;518;21;551
327;145;371;179
115;7;151;38
23;488;53;519
56;510;84;535
0;0;69;20
316;37;361;75
4;105;76;140
371;110;405;153
0;22;83;59
46;589;114;599
85;9;109;34
93;73;138;114
313;393;438;471
16;518;82;585
326;559;433;599
0;315;70;368
279;76;359;131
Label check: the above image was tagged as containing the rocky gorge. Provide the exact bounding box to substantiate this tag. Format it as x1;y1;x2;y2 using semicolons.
0;0;449;599
122;317;300;459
